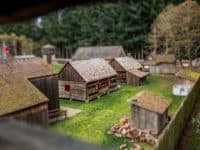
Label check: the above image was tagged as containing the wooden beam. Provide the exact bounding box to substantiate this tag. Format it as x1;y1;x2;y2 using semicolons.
0;0;100;25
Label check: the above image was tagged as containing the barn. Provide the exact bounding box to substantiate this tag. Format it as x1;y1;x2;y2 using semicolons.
0;57;60;126
72;46;126;61
130;91;171;135
146;54;176;74
109;57;149;85
58;58;118;102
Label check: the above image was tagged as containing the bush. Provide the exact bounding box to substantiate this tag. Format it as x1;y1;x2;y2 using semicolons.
192;113;200;135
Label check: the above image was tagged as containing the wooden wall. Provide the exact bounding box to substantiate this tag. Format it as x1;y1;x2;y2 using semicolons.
109;60;126;83
59;80;86;100
131;105;164;135
150;64;176;74
59;63;84;82
4;103;48;126
126;72;146;86
86;76;118;101
30;75;59;112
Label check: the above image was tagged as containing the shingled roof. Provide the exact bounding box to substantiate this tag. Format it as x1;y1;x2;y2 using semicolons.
130;91;171;114
176;69;200;81
0;57;55;116
68;58;117;83
114;57;142;70
72;46;126;60
150;53;176;64
128;69;149;78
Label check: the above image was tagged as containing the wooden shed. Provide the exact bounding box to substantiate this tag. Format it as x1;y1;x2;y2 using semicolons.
147;54;176;74
72;46;126;61
0;57;60;126
130;91;171;135
175;69;199;86
58;58;118;102
109;57;148;85
42;44;56;64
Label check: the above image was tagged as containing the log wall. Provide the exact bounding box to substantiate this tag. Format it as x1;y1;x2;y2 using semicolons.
59;80;86;100
86;76;118;100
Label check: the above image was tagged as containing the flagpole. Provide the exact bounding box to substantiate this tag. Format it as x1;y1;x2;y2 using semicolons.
3;41;7;59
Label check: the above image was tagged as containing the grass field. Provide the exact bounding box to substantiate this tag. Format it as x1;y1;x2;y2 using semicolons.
49;71;184;149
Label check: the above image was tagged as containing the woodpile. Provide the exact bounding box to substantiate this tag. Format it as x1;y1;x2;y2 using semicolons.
108;117;157;148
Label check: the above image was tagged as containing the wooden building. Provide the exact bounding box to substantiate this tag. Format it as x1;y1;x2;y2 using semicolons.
175;69;198;86
42;44;56;64
143;54;176;74
72;46;126;61
0;56;60;126
130;91;171;135
109;57;148;85
58;58;118;102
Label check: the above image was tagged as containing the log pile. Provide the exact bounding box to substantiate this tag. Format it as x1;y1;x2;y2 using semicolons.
108;118;157;147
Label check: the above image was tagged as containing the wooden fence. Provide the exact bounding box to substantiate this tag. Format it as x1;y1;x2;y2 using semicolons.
154;78;200;150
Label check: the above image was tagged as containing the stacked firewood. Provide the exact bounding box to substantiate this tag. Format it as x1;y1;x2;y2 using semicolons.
108;118;157;147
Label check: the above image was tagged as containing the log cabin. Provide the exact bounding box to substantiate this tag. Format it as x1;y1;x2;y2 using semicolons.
0;56;60;126
72;46;126;62
58;58;118;102
109;57;149;85
130;91;171;135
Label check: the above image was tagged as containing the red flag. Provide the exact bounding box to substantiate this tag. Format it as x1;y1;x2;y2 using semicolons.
3;41;9;54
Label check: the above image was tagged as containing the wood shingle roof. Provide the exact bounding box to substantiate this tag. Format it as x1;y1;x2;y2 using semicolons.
68;58;117;83
130;91;171;114
72;46;126;60
114;57;142;71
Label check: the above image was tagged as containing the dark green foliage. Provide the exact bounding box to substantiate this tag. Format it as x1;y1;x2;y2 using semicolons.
155;78;200;150
192;113;200;135
0;0;182;57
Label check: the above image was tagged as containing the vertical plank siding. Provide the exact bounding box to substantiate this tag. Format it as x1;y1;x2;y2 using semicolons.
30;75;59;111
59;63;84;82
4;103;48;126
150;64;176;74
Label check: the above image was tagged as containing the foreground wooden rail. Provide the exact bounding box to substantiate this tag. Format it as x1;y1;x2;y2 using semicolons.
0;118;108;150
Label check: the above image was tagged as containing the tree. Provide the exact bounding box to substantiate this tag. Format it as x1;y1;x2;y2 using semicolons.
149;0;200;66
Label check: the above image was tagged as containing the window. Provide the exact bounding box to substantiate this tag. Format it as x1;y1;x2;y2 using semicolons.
107;79;111;87
95;81;102;90
65;85;70;91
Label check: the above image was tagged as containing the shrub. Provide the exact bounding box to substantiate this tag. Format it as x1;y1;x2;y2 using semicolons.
192;113;200;135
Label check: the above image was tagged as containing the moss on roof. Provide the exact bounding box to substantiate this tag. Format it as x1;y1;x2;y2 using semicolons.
0;57;55;116
176;68;200;81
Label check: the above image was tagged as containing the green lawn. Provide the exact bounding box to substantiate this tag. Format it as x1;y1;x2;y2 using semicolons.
49;74;184;150
51;63;64;73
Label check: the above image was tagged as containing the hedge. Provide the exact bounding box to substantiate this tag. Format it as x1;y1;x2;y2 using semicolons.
154;78;200;150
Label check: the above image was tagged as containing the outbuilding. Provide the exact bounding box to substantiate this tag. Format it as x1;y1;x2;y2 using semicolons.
109;57;148;85
130;91;171;135
0;56;60;126
147;54;176;74
42;44;56;64
72;46;126;61
176;69;199;86
58;58;118;102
